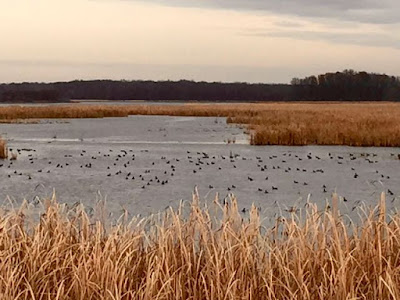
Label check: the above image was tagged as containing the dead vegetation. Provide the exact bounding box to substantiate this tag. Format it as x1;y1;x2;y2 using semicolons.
0;192;399;299
0;136;8;159
1;102;400;146
0;119;40;124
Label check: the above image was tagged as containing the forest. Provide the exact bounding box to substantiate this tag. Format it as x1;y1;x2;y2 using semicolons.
0;70;399;102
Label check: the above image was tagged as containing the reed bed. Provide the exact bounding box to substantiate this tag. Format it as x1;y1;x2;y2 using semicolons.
1;102;400;146
0;192;400;299
0;136;8;159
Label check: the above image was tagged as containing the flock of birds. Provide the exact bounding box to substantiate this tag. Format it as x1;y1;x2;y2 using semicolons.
1;145;398;215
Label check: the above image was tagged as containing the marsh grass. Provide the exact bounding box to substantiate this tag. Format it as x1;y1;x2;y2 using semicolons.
1;102;400;146
0;137;8;159
0;191;400;299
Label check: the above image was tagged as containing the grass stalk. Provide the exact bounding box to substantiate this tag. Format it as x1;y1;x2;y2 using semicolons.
0;136;8;159
0;193;399;299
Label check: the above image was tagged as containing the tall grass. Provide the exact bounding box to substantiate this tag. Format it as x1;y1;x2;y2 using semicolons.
0;136;8;159
1;102;400;146
0;192;400;299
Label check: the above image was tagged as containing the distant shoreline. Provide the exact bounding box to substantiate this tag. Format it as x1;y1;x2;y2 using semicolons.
1;70;399;102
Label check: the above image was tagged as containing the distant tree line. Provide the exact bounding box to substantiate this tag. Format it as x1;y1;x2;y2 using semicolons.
291;70;400;101
0;81;291;102
0;70;399;102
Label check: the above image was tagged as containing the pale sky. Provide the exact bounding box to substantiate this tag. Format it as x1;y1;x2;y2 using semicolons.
0;0;399;83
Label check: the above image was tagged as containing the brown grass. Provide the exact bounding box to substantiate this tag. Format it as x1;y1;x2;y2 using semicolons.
1;102;400;146
0;119;40;124
0;191;400;299
0;136;8;159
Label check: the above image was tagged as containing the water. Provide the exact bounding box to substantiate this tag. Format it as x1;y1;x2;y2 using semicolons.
0;115;399;221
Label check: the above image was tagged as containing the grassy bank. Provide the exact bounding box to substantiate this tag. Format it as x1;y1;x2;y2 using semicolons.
1;102;400;146
0;192;399;299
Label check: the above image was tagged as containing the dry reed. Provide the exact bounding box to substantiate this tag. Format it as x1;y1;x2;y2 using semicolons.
1;102;400;146
0;192;399;299
0;136;8;159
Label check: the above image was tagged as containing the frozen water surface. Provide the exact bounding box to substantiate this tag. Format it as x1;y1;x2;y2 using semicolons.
0;115;399;222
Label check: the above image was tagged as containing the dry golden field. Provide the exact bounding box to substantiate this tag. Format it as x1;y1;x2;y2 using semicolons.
1;102;400;146
0;192;398;299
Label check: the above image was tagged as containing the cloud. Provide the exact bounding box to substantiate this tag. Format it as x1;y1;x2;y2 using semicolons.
133;0;400;24
126;0;399;50
273;21;306;28
243;29;400;50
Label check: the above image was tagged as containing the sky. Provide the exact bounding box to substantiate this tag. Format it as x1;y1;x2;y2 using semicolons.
0;0;399;83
